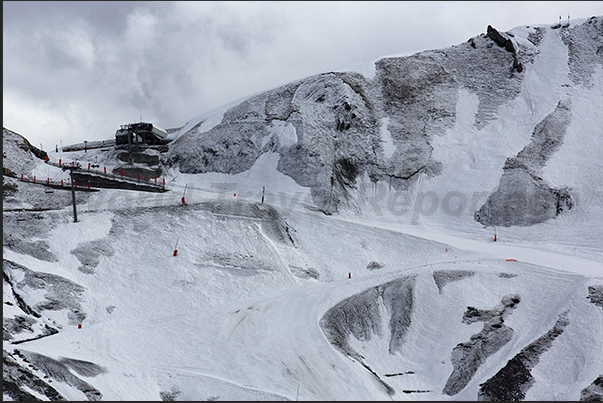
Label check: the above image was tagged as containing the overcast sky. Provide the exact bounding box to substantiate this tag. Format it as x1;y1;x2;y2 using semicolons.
4;1;603;149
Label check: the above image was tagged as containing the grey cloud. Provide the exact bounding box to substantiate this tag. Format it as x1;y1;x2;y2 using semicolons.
3;1;603;148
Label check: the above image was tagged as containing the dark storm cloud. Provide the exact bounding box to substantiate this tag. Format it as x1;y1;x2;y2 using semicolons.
3;1;603;147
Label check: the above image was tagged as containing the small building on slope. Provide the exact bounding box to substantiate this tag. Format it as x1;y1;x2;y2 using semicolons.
115;122;169;146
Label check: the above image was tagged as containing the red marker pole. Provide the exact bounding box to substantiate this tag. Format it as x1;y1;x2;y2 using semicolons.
104;166;107;174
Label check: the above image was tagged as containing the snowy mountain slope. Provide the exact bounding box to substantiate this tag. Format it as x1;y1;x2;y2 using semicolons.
3;193;603;400
4;16;603;401
159;16;603;263
164;18;598;215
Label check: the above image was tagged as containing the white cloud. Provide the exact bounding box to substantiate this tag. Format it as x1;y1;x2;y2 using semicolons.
123;7;158;51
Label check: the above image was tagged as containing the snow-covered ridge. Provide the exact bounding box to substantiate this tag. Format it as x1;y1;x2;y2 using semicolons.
163;16;603;232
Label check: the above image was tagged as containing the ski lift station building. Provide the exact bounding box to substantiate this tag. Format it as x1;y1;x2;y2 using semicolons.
115;122;169;146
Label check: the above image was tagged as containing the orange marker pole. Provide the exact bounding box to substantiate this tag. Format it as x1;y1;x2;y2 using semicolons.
173;237;179;256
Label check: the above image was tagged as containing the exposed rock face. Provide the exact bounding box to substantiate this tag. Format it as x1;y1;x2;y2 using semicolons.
560;16;603;88
433;270;475;293
166;23;530;214
477;311;570;401
319;276;415;396
3;259;87;331
587;285;603;310
320;276;415;357
475;99;574;227
71;240;116;274
3;349;65;401
443;294;521;396
487;25;517;53
163;18;599;223
486;25;524;72
9;349;105;401
580;375;603;401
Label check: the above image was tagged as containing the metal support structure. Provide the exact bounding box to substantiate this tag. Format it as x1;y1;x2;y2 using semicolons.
62;163;81;223
128;130;133;164
70;170;77;222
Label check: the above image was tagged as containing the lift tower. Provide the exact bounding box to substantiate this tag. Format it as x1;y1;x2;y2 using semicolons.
62;162;81;222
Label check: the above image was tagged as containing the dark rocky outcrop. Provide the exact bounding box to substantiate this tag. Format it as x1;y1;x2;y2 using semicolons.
475;99;573;227
487;25;517;54
3;349;66;401
4;259;87;329
433;270;475;293
12;349;105;401
71;240;116;274
487;25;523;72
587;285;603;310
560;16;603;88
580;375;603;401
320;276;416;396
477;311;570;401
443;294;521;396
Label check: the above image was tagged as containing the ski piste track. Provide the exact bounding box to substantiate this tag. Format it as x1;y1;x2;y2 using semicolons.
11;175;602;401
76;181;603;279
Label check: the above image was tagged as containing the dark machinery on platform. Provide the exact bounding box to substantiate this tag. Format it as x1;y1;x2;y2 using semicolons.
115;122;169;146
